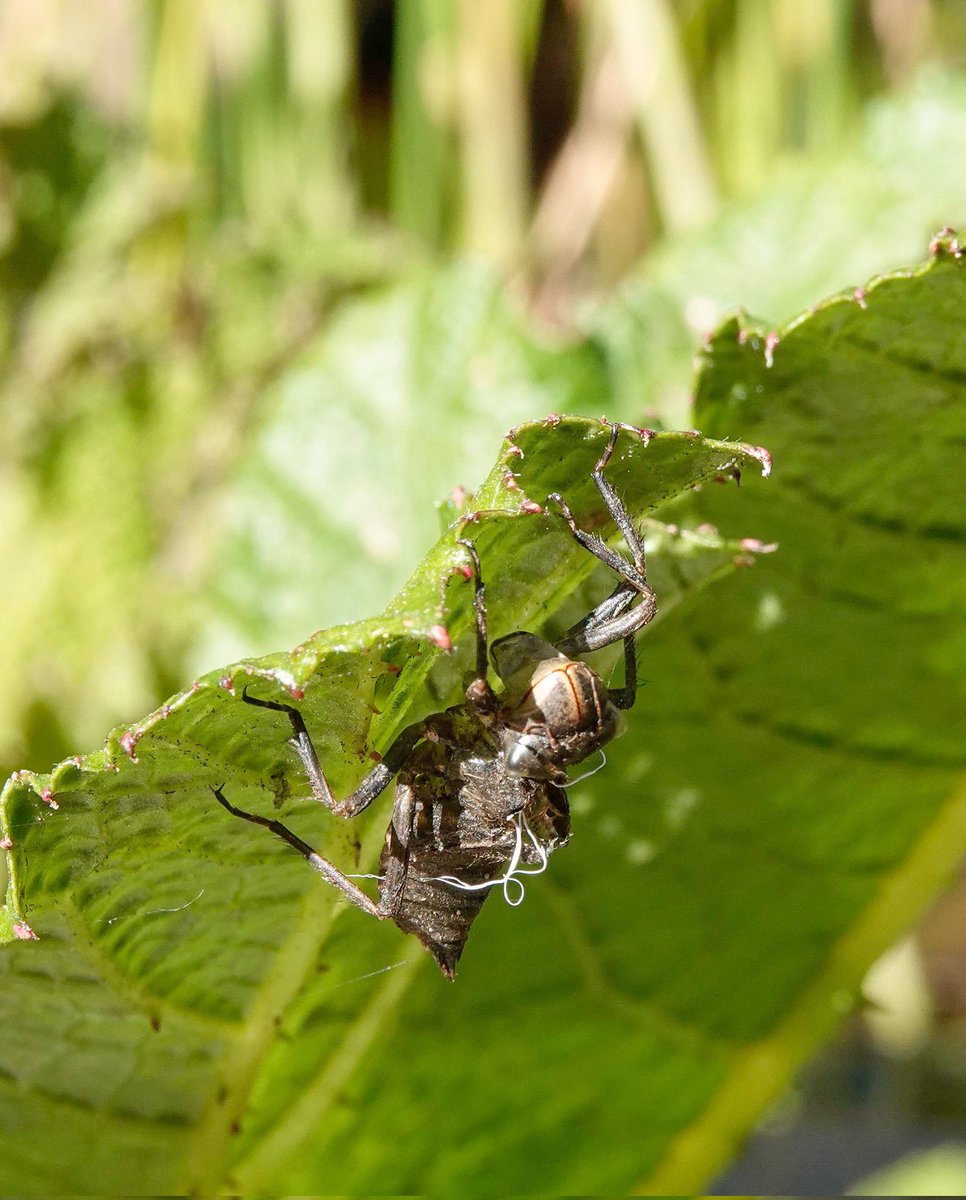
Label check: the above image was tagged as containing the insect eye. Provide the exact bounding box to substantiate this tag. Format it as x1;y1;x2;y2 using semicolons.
504;737;549;780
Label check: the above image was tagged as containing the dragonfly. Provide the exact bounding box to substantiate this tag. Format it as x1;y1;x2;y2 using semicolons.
214;421;656;977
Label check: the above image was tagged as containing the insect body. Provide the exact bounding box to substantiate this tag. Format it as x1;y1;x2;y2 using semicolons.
214;421;656;977
366;705;571;977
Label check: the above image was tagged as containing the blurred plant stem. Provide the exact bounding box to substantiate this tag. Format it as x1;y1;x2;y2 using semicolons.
148;0;208;172
530;37;635;304
145;0;208;270
870;0;934;84
717;0;783;194
390;0;456;245
603;0;717;234
283;0;355;231
454;0;530;266
800;0;855;156
719;0;857;194
774;0;855;156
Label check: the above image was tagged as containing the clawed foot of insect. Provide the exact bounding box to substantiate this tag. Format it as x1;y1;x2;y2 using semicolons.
547;423;657;670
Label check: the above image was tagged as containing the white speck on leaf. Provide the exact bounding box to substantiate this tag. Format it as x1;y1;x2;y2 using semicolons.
665;787;700;829
756;591;785;631
626;839;658;866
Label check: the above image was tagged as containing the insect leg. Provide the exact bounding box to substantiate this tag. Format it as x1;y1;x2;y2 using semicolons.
374;786;416;917
548;423;657;653
609;636;637;711
455;538;501;723
211;785;382;918
456;538;488;683
242;689;424;818
548;423;657;708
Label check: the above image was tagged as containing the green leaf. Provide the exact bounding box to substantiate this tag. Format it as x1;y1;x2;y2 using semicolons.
634;235;966;1192
0;417;764;1193
7;230;965;1194
187;241;965;1196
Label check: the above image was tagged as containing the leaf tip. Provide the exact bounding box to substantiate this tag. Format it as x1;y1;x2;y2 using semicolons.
745;445;773;478
119;730;140;762
428;624;452;651
739;537;779;555
929;226;962;258
502;429;526;460
764;331;779;368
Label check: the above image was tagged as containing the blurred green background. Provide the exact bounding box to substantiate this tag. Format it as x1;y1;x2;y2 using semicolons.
3;0;966;1192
